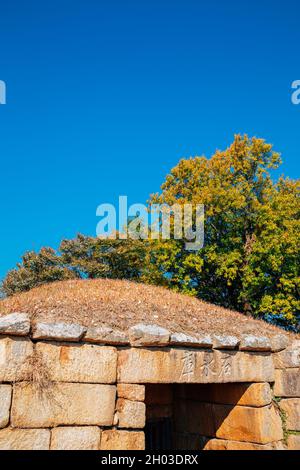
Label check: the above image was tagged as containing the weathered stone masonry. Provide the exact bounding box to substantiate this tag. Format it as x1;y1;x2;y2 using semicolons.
0;313;299;450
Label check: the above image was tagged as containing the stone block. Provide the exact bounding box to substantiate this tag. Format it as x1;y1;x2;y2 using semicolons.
0;313;30;336
118;347;274;384
11;382;116;427
0;385;12;428
213;335;239;350
210;382;273;407
273;343;300;369
116;398;146;428
128;324;170;346
274;369;300;397
280;399;300;431
173;382;272;407
240;335;271;351
170;333;212;348
204;438;276;450
100;430;145;450
84;326;129;345
117;384;145;401
0;336;33;382
214;404;283;444
50;426;101;450
287;434;300;450
36;341;117;383
32;322;86;341
0;428;50;450
270;334;289;352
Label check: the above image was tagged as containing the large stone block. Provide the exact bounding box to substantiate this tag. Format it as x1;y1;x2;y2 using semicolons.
204;438;279;450
0;428;50;450
116;398;146;428
270;334;289;352
273;342;300;368
280;399;300;431
117;348;274;384
0;385;12;428
84;326;129;345
117;384;145;401
36;342;117;383
173;383;272;406
0;313;30;336
239;335;271;352
287;434;300;450
128;324;170;346
210;382;273;407
170;333;212;348
11;382;116;427
50;427;101;450
100;430;145;450
32;322;86;341
214;404;283;444
212;335;239;350
274;369;300;397
0;336;33;382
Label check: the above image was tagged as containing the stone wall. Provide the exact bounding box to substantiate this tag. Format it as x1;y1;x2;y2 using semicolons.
0;313;299;450
273;340;300;450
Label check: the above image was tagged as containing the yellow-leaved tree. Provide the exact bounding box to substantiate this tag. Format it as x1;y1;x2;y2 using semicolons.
145;135;300;329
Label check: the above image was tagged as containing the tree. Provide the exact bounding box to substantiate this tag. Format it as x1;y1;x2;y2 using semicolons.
1;247;77;297
60;234;147;280
146;135;300;329
1;235;147;297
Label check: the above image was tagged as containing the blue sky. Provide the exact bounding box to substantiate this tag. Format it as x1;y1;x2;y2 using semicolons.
0;0;299;280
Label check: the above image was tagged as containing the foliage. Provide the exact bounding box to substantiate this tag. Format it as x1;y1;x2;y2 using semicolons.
60;234;147;280
1;248;77;297
146;135;300;328
1;235;147;297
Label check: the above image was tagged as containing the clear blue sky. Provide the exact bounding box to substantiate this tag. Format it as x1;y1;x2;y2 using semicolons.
0;0;299;280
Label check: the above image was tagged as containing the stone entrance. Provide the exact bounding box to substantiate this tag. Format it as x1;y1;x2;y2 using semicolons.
145;384;174;450
144;383;282;450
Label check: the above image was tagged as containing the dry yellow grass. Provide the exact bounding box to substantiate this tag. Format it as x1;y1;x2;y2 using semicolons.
0;279;297;339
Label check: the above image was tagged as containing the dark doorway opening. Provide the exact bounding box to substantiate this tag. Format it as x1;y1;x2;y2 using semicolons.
145;417;173;450
145;384;175;450
144;383;246;450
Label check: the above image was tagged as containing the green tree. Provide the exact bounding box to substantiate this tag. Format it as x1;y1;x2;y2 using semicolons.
1;235;147;297
146;135;300;328
60;234;147;280
1;247;77;297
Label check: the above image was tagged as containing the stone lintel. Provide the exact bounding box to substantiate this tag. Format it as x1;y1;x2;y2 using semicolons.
117;347;275;384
